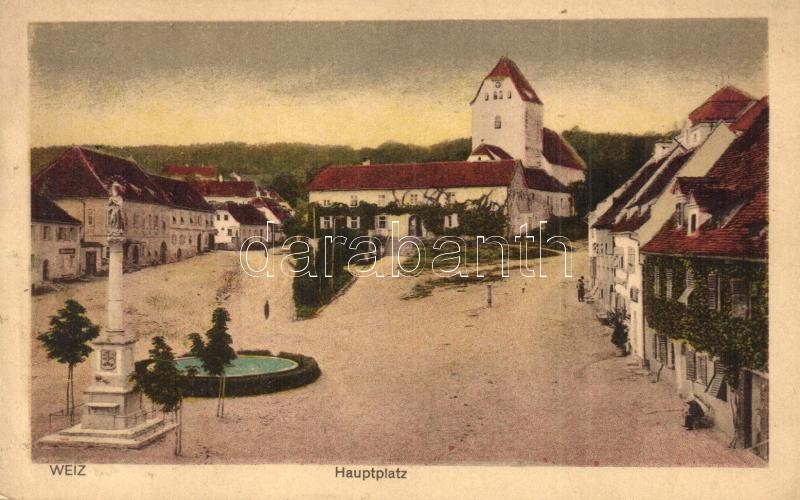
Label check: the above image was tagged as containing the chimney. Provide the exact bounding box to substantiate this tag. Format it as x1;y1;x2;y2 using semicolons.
362;158;371;166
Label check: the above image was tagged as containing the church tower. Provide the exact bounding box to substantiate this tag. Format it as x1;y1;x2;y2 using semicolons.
470;57;544;168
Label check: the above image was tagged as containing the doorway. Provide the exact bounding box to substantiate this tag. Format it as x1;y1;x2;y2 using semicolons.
160;242;167;264
85;251;96;275
408;215;423;237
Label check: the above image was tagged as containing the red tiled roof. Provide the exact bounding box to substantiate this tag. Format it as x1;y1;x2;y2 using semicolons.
249;197;292;223
32;147;213;212
470;57;542;105
524;168;569;193
470;143;513;160
729;96;768;133
542;128;586;171
610;207;651;233
163;164;218;178
34;147;169;205
31;189;81;225
190;180;258;198
221;202;270;226
150;175;213;212
307;160;518;191
688;86;756;124
592;159;664;229
642;104;768;260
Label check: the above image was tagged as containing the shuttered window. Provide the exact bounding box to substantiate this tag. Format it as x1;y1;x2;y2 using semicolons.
668;341;675;368
657;335;668;363
707;362;727;401
707;273;720;311
685;348;696;381
665;269;673;299
653;265;660;297
731;279;750;318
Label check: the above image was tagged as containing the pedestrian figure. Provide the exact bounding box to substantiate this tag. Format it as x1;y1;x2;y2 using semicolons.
577;276;585;302
683;398;705;430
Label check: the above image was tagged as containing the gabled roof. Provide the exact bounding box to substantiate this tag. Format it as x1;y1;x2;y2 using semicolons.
221;202;270;226
729;96;768;133
542;128;586;171
633;150;695;207
307;160;519;192
190;180;258;198
162;164;218;178
470;144;513;160
688;86;756;124
642;102;768;260
150;175;214;212
592;159;664;229
31;190;81;225
33;147;168;205
470;57;542;105
523;168;569;193
249;197;292;223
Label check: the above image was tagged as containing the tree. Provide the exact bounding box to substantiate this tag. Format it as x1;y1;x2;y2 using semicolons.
131;336;184;455
37;299;100;424
188;308;237;418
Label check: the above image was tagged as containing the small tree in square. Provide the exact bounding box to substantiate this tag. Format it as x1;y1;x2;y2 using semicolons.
188;307;237;418
37;299;100;424
132;336;184;455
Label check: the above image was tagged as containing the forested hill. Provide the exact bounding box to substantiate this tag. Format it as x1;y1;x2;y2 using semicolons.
31;129;671;211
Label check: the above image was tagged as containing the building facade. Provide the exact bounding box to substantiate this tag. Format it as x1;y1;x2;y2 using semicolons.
31;190;82;287
32;147;216;273
212;201;272;250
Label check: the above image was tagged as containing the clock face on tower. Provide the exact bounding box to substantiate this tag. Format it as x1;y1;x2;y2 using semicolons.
494;80;502;88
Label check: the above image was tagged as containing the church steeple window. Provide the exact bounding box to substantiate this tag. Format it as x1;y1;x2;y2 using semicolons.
494;115;502;129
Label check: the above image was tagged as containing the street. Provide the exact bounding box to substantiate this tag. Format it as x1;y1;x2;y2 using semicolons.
31;246;763;466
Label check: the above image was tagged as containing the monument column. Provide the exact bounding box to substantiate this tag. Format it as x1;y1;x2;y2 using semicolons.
40;181;176;447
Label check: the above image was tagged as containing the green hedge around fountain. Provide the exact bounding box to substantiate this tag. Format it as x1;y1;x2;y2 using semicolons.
178;350;321;397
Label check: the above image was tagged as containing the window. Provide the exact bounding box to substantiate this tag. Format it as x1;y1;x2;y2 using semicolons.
216;214;220;221
224;214;229;221
227;228;233;236
42;225;50;240
445;192;455;204
507;90;512;98
678;269;695;304
689;213;697;233
409;194;418;205
350;195;358;208
87;210;94;226
494;115;502;129
347;216;360;229
707;273;720;311
668;341;675;368
484;93;489;101
657;335;667;363
707;362;727;401
322;200;331;207
172;216;176;223
630;287;639;303
731;279;750;318
675;203;684;226
626;248;635;273
653;265;661;297
665;269;673;299
376;215;387;229
320;216;333;230
378;194;386;204
493;91;498;100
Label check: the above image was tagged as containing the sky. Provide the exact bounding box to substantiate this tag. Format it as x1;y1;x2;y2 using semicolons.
29;20;768;148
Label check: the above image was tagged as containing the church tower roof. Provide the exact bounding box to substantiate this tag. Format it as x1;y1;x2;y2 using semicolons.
471;57;543;104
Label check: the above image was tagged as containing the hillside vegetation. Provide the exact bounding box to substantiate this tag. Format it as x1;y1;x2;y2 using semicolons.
31;129;671;211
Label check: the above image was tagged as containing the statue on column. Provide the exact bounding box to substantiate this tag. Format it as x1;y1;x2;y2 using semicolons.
107;181;125;237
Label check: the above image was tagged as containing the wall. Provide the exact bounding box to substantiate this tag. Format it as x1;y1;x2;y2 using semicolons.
471;77;542;167
31;220;81;286
309;185;509;209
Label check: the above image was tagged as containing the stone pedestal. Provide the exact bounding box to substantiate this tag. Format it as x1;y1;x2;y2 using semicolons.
40;186;175;449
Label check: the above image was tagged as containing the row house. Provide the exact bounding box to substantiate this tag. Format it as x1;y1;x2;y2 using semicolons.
32;147;215;274
308;159;553;238
588;87;762;360
212;201;272;250
31;190;81;286
641;102;768;458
